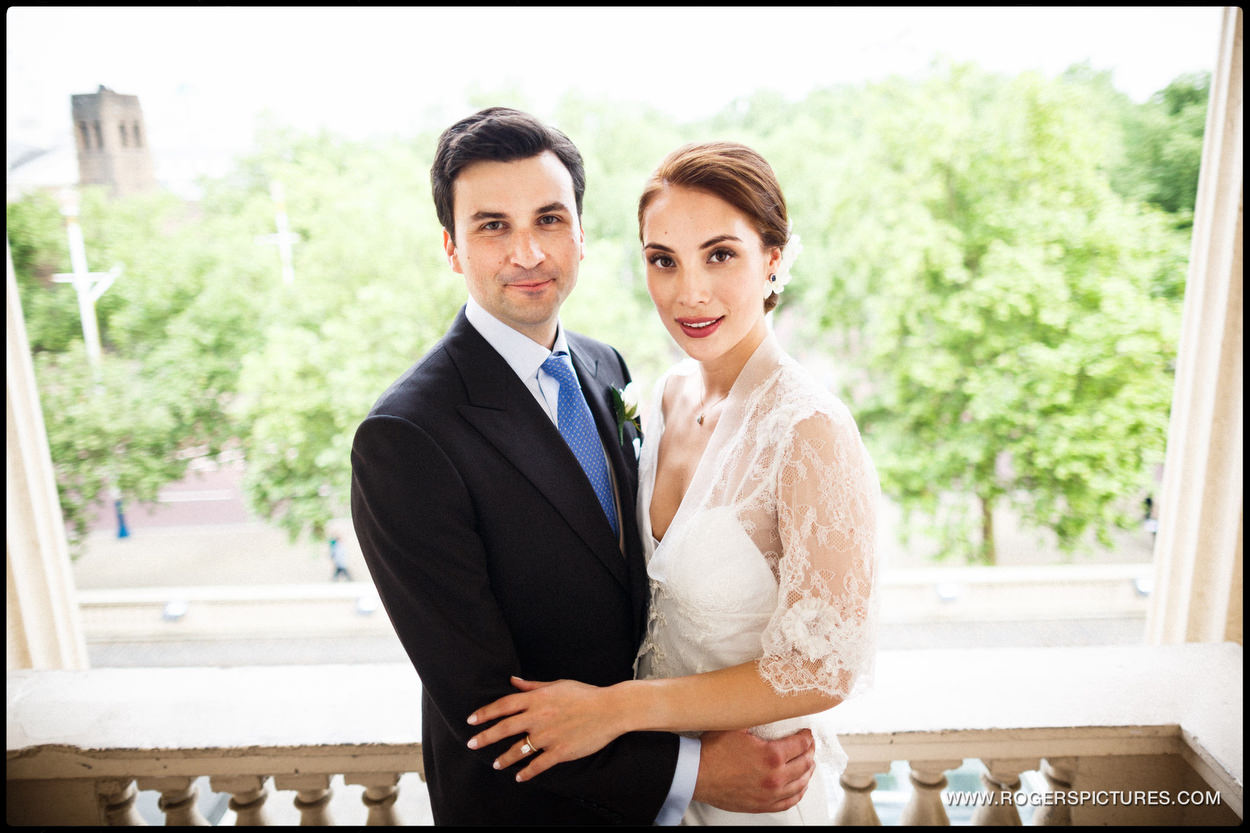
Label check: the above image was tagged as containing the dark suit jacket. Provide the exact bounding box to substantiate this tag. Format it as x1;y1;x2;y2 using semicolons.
351;307;678;825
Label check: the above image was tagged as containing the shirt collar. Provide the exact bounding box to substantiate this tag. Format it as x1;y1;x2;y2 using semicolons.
465;295;570;383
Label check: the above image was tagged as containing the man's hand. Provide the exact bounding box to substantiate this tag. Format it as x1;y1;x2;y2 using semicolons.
691;728;816;813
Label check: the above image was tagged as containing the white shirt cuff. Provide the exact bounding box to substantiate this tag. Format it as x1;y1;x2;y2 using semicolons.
654;735;700;825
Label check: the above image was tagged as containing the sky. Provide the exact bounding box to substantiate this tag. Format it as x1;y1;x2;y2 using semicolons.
6;6;1227;196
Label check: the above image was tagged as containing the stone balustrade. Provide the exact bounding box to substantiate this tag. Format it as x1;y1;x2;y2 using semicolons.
6;660;429;826
7;644;1241;825
832;642;1242;825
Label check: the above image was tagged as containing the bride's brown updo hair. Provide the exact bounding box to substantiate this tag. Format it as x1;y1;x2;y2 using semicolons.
638;141;791;312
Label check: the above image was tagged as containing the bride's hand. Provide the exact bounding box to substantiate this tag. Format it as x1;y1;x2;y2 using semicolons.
466;676;627;781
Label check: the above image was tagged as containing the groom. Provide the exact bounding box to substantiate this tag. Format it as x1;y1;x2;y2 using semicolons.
350;107;815;825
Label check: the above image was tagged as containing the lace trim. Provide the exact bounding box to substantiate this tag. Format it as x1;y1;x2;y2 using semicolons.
713;359;879;700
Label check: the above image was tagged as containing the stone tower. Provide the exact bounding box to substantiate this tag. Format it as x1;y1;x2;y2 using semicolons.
71;85;156;197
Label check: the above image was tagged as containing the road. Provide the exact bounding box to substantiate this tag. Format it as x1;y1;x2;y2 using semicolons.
88;457;266;532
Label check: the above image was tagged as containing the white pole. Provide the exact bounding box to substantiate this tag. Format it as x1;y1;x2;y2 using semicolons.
52;189;119;375
50;189;129;538
65;215;103;370
256;181;300;285
272;181;295;286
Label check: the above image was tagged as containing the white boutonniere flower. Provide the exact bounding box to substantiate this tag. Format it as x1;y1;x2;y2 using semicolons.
610;383;641;445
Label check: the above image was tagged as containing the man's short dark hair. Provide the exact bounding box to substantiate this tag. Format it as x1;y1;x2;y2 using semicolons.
431;107;586;240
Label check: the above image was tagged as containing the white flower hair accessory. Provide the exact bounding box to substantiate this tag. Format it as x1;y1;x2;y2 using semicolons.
765;225;803;299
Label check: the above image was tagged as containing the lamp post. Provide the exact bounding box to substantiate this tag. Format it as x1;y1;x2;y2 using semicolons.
52;190;119;370
51;188;128;539
256;181;300;285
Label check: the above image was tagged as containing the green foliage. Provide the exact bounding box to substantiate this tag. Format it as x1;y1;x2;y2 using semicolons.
553;94;694;390
32;353;187;554
230;127;466;540
1125;72;1210;226
8;64;1200;565
10;167;277;549
6;191;79;352
835;64;1186;562
1024;62;1208;241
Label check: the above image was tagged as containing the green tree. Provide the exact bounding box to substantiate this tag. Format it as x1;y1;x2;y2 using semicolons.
33;353;187;551
1121;72;1210;231
7;72;1200;563
10;176;276;551
231;127;466;540
553;93;695;390
829;65;1186;563
231;97;704;540
6;191;80;353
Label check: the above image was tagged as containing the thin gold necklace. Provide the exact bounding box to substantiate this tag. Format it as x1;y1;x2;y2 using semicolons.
696;383;730;426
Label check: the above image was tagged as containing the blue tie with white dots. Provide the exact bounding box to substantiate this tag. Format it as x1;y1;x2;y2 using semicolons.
541;352;619;535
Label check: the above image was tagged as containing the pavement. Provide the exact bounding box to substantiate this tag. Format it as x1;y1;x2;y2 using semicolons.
74;457;1156;586
68;458;1156;668
74;520;369;589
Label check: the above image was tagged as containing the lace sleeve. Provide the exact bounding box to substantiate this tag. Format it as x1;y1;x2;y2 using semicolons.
759;405;879;700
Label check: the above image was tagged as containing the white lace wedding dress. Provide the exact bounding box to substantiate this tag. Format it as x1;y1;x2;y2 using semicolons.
634;333;880;826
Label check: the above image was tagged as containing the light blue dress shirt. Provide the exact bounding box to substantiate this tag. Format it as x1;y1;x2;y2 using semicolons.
464;296;699;825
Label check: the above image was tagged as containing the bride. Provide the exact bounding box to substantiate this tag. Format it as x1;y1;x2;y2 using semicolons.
467;141;880;824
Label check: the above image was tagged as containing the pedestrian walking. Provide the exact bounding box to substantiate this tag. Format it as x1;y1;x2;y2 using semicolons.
329;537;353;581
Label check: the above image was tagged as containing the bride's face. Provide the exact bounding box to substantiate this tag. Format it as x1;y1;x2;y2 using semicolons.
641;185;781;367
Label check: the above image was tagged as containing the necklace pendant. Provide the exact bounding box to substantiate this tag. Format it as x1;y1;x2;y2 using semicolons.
696;413;705;426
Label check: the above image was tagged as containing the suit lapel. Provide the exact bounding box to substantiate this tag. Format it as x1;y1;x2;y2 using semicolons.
444;312;628;588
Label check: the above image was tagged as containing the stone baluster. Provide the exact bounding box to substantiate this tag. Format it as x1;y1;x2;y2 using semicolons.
345;772;401;825
274;773;335;825
971;757;1038;826
211;774;272;825
835;760;890;825
136;776;209;825
1034;757;1077;826
901;758;962;825
97;778;146;826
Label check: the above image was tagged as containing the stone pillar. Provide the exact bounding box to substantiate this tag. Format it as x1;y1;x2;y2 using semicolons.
6;238;89;670
1147;6;1243;646
137;776;210;825
274;772;335;825
1033;757;1077;826
211;775;271;825
835;761;889;825
345;772;400;825
971;757;1037;826
900;758;961;825
97;778;147;826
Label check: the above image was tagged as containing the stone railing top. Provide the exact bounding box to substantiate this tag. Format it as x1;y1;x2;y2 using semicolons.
7;663;422;751
837;642;1242;793
7;643;1241;793
839;643;1240;734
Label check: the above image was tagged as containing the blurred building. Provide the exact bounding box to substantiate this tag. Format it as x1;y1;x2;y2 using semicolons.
70;85;156;197
6;141;76;203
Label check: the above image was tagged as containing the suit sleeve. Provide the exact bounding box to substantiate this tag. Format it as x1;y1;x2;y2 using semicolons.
350;412;677;822
352;413;520;707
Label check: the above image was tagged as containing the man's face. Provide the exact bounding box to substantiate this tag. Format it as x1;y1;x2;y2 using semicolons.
444;151;584;348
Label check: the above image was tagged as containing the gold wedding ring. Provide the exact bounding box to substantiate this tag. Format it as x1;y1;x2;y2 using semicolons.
520;735;536;756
